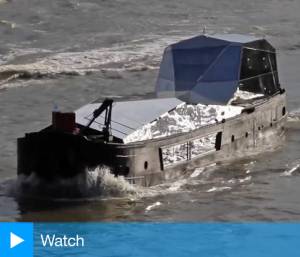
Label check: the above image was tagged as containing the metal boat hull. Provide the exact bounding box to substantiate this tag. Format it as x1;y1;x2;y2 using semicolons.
17;93;287;186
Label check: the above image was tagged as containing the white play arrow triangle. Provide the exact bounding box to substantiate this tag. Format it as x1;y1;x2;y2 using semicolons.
10;232;24;249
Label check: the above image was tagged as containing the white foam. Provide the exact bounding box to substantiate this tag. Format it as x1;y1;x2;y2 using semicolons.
6;166;137;199
288;109;300;122
190;168;205;178
227;179;236;184
167;179;187;192
206;163;217;169
190;163;217;178
206;186;231;193
145;201;162;212
0;48;52;67
244;161;256;167
238;176;252;183
281;163;300;177
0;20;16;29
0;35;193;86
224;175;251;185
85;167;137;197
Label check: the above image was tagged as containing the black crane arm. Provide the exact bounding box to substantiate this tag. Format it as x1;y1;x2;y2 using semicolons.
80;98;113;137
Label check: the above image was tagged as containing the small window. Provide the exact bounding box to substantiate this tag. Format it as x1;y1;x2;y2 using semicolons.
144;161;148;170
282;106;286;116
270;122;273;127
245;132;249;138
215;132;222;151
231;135;235;142
258;126;261;131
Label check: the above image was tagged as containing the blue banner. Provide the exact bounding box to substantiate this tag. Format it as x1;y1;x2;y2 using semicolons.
1;223;300;257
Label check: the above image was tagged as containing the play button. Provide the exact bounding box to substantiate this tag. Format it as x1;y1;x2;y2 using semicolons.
10;232;25;249
0;222;33;257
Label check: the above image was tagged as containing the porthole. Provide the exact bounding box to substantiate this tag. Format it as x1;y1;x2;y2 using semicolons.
258;126;261;131
282;106;286;116
231;135;235;142
144;161;148;170
245;132;249;138
270;122;273;127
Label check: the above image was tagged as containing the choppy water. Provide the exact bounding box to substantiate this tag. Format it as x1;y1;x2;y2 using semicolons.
1;0;300;221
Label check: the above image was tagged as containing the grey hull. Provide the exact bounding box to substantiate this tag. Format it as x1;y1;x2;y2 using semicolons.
17;92;287;187
116;92;287;186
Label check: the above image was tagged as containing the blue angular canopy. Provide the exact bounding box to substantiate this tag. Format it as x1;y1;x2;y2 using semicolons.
156;34;276;104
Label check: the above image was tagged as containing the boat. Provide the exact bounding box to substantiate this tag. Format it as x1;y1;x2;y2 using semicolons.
17;34;287;187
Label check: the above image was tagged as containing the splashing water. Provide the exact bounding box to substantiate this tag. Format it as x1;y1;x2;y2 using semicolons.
189;163;217;181
190;167;206;178
288;109;300;123
281;161;300;177
145;202;162;212
0;164;213;201
85;167;137;197
0;160;257;205
3;166;137;200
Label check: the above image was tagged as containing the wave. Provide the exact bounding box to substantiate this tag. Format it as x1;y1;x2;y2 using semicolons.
0;34;193;88
0;48;53;65
281;161;300;177
0;19;16;29
3;166;137;200
206;186;232;193
190;163;217;179
0;159;255;203
145;201;162;212
141;162;253;197
227;176;252;184
288;109;300;122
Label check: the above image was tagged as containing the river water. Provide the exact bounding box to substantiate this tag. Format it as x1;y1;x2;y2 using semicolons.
1;0;300;221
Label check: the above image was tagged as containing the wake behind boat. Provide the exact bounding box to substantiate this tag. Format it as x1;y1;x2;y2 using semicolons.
17;34;287;186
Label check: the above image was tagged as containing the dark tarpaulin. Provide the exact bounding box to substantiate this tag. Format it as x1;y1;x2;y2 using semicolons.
156;34;279;105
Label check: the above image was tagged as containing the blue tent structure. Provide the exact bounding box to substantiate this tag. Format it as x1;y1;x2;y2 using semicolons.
156;34;280;105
